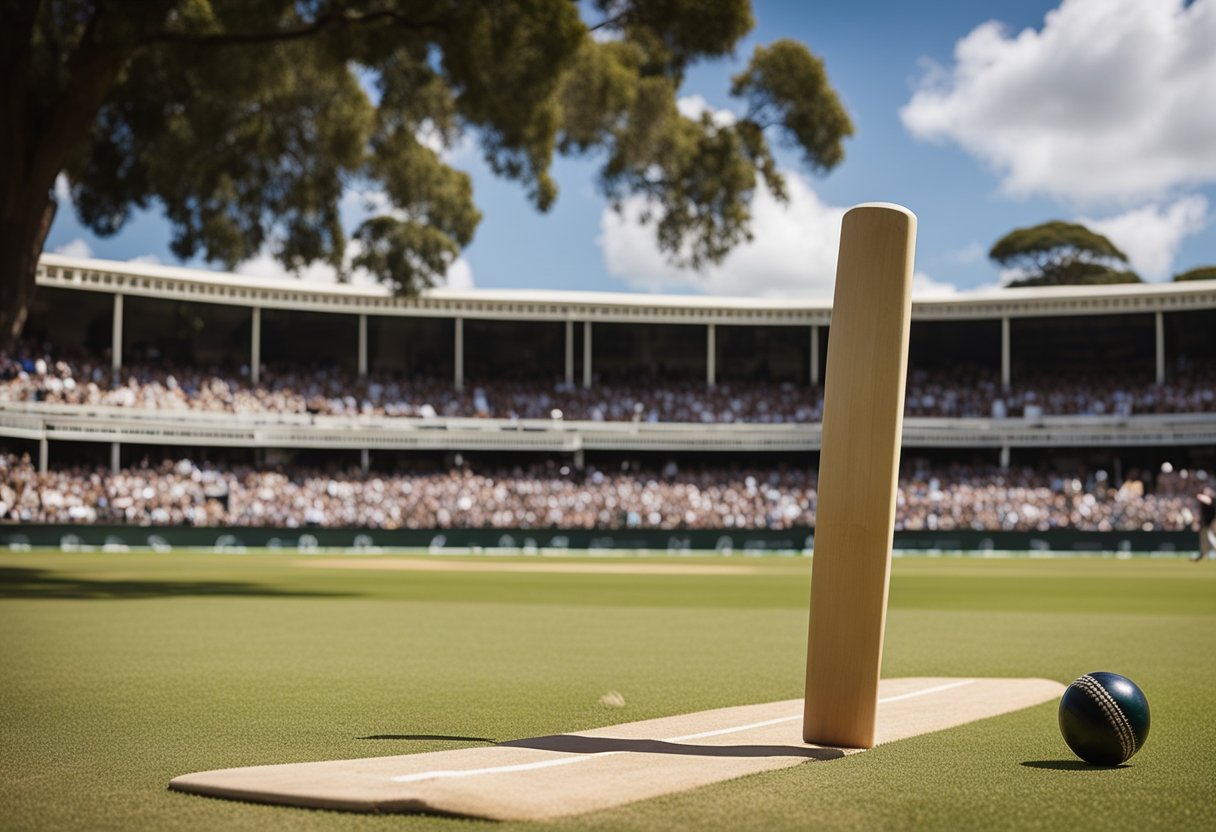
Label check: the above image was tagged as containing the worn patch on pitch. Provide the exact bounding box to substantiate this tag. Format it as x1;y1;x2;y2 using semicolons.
170;677;1063;821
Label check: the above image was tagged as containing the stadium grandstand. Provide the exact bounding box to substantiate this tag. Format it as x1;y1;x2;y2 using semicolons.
2;253;1215;553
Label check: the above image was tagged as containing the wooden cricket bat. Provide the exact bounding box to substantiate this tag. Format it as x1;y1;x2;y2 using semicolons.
804;203;916;748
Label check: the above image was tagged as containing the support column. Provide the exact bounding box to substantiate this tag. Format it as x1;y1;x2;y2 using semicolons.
358;314;368;378
565;320;574;386
39;437;48;474
250;307;262;385
361;448;370;475
707;323;716;386
810;325;821;387
111;293;124;373
454;317;464;390
999;445;1011;469
110;442;120;475
583;321;593;389
1155;311;1165;385
1000;316;1011;390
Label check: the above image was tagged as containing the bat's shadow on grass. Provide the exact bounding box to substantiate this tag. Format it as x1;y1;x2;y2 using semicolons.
1021;760;1129;771
503;734;844;760
0;567;352;600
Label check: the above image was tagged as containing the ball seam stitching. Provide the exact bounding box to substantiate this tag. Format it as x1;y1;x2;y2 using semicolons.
1075;675;1135;761
1077;676;1134;760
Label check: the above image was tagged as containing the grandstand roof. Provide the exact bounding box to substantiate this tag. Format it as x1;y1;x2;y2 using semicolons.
37;253;1216;326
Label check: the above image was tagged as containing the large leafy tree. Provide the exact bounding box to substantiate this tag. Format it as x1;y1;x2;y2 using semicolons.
1172;265;1216;282
1;0;853;348
990;221;1140;288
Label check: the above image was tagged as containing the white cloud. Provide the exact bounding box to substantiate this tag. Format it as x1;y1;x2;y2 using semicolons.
235;249;354;284
235;243;474;290
54;174;72;204
900;0;1216;204
911;271;961;298
676;95;737;127
415;120;474;164
599;180;968;298
1079;196;1208;279
127;254;163;266
442;257;475;290
53;238;92;258
599;171;846;297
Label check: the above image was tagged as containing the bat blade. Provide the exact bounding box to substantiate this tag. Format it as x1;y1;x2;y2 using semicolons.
804;203;917;748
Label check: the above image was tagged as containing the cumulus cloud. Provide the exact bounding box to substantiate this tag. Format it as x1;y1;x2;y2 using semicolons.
676;95;737;127
126;254;163;266
53;238;93;258
900;0;1216;203
1078;196;1208;279
600;171;847;297
443;257;476;290
600;172;968;298
235;244;474;290
911;271;961;298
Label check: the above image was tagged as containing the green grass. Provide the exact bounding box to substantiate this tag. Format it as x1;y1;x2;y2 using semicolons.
2;551;1215;831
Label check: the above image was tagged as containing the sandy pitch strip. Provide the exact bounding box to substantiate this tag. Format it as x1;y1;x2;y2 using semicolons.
297;557;770;576
170;677;1064;821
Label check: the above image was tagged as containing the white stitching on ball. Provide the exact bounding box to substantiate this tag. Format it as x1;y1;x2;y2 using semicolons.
1074;675;1135;761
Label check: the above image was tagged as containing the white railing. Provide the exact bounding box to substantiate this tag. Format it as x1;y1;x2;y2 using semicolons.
2;401;1214;451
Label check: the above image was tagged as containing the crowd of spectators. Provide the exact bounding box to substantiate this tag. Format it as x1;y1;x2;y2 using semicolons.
902;366;1216;418
2;453;1206;532
896;460;1204;533
3;345;1214;422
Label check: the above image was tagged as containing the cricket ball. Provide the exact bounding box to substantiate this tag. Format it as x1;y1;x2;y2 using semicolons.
1058;672;1150;765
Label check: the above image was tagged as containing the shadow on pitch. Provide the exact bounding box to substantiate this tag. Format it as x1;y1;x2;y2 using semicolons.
0;566;352;600
502;734;845;760
1021;760;1129;771
359;735;497;743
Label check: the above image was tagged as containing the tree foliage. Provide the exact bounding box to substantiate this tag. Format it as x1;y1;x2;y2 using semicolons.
1172;265;1216;282
990;221;1140;288
1;0;854;345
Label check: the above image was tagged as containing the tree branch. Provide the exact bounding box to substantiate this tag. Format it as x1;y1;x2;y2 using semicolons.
31;4;131;190
144;8;441;48
589;12;629;33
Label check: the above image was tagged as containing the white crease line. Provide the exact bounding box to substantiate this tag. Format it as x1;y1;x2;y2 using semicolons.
667;714;802;743
390;755;589;784
389;679;977;784
877;678;975;704
666;679;975;743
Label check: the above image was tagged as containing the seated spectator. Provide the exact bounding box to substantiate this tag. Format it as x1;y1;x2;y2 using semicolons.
2;345;1213;423
0;452;1205;533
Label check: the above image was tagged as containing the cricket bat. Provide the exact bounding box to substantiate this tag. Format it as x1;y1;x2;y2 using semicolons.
804;203;916;748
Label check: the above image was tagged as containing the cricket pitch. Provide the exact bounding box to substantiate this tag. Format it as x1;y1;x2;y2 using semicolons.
170;676;1064;821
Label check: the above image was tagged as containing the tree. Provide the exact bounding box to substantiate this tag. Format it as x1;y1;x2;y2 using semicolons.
1;1;853;348
1173;266;1216;282
989;221;1141;288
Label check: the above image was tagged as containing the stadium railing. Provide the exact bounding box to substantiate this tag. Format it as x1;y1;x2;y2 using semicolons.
2;401;1214;452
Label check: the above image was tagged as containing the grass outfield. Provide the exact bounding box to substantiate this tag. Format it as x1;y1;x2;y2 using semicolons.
2;551;1215;831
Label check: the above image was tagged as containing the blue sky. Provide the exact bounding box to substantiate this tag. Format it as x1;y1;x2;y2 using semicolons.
46;0;1216;298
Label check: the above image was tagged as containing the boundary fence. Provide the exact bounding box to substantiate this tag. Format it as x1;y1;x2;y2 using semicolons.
0;524;1194;554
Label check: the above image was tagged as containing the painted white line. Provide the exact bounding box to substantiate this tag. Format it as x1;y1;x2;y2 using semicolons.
667;679;976;743
667;714;802;743
388;679;978;784
390;755;589;784
877;678;975;704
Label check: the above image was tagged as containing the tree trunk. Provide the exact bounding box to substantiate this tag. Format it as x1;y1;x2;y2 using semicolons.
0;189;57;354
0;4;131;353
